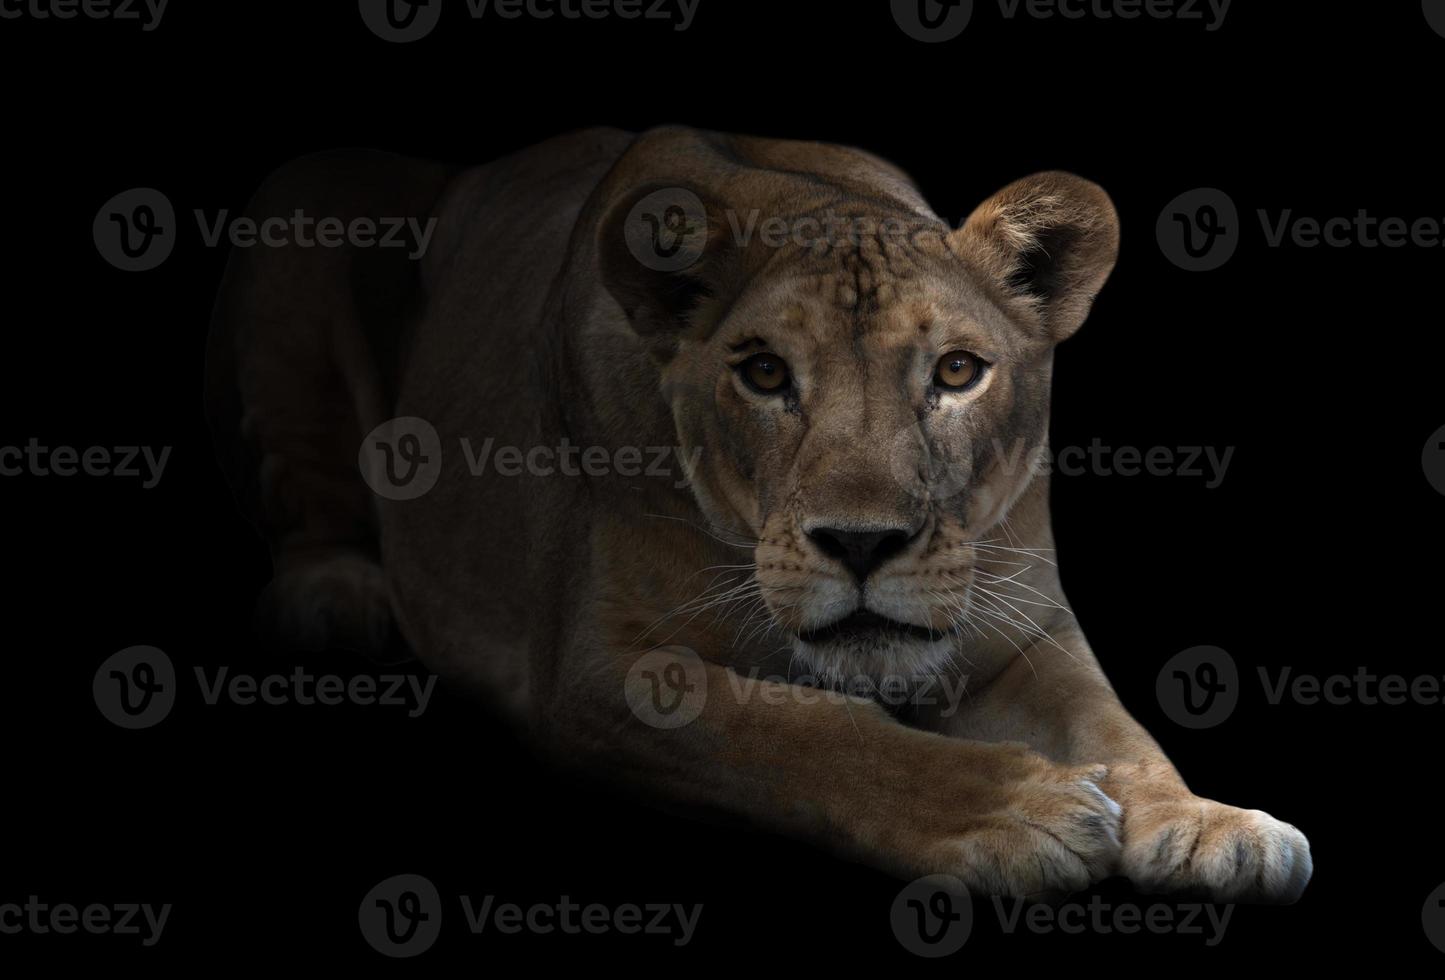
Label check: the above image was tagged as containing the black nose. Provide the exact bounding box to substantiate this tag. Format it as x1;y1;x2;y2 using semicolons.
807;526;914;584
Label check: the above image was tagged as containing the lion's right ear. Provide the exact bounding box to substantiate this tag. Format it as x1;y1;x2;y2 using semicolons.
950;171;1120;342
597;184;743;338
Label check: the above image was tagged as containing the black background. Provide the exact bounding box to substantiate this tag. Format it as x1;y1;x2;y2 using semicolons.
3;0;1443;967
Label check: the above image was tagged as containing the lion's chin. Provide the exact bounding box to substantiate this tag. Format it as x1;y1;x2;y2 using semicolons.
788;629;956;697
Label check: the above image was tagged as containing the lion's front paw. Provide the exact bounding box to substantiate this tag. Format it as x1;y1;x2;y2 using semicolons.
1121;798;1311;903
945;765;1123;898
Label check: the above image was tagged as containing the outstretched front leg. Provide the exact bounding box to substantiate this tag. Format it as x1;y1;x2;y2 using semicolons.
542;632;1125;899
925;627;1312;903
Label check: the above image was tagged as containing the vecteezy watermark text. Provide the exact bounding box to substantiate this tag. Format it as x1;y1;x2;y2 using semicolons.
93;646;437;729
1159;187;1445;271
624;648;977;731
725;209;942;252
459;437;698;485
0;897;171;947
890;876;1232;955
901;434;1237;506
359;0;700;43
0;0;168;30
359;417;702;501
192;210;436;259
359;874;702;958
461;894;702;946
891;0;1231;42
94;188;438;272
1158;645;1445;729
1;439;169;489
991;895;1233;945
994;0;1231;30
1008;439;1234;488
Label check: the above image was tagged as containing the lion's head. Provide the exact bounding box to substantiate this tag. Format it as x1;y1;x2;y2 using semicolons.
600;132;1119;685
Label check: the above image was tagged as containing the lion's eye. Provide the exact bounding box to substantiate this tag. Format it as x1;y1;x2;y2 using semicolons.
934;351;985;391
738;353;790;394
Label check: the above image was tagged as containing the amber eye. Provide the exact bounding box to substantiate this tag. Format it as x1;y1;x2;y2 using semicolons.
934;351;985;391
738;353;791;394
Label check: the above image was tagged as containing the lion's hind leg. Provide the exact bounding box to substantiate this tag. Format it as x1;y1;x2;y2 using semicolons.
205;150;455;661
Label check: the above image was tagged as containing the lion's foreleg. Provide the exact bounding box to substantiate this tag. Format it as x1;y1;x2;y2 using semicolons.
924;631;1311;902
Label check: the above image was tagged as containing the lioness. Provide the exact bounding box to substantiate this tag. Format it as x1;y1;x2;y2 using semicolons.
206;127;1310;901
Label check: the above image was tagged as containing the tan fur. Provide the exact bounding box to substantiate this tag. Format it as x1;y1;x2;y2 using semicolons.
207;127;1310;901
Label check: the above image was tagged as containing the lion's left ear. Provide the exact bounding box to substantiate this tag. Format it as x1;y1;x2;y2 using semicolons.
950;171;1120;341
596;182;746;343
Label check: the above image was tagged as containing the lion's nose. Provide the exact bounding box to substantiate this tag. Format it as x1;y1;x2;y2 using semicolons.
806;525;916;585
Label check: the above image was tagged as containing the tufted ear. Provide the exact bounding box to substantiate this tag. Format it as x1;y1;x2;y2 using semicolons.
951;171;1120;341
596;183;746;341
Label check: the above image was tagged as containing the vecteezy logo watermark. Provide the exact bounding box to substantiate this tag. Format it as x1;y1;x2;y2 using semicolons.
624;187;709;272
359;874;704;956
93;647;438;730
359;0;700;43
94;189;438;271
0;898;172;947
891;875;972;956
1157;188;1240;272
0;0;169;30
93;646;177;730
360;874;443;958
93;188;176;272
1423;880;1445;954
358;0;444;42
0;439;171;488
1423;424;1445;495
625;647;708;729
359;417;444;502
1156;645;1239;729
891;0;974;43
991;896;1233;945
1426;0;1445;40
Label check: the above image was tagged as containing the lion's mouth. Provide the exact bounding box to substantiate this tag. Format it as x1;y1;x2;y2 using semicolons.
796;610;944;645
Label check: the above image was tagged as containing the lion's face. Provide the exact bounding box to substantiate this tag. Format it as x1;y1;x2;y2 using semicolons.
664;230;1062;684
606;168;1118;684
